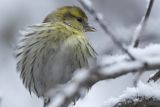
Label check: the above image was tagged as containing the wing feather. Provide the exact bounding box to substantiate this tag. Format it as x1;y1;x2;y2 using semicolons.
16;23;57;96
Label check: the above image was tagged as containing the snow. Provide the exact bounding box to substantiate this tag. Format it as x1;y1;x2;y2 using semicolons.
50;94;65;107
131;17;144;47
97;55;127;66
64;83;77;97
97;13;104;20
98;44;160;68
98;44;160;76
129;44;160;60
101;60;143;75
82;0;92;8
72;69;89;82
102;81;160;107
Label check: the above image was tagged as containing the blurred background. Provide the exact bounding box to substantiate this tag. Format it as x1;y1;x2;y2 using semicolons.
0;0;160;107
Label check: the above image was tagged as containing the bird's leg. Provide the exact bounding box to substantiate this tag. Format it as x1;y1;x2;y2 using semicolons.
43;98;50;107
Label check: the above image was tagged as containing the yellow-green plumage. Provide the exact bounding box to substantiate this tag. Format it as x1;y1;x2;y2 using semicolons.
16;6;96;106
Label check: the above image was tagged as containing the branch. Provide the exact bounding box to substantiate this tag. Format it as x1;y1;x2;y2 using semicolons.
114;97;160;107
148;70;160;82
131;0;154;47
78;0;135;60
133;72;143;87
103;82;160;107
131;0;154;86
48;44;160;107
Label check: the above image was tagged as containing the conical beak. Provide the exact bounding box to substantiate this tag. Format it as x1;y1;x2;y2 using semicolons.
84;25;96;32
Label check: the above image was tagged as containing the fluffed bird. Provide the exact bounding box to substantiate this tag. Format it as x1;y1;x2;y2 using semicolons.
16;6;96;107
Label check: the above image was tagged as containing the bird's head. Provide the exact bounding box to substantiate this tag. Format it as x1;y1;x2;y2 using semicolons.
43;6;96;32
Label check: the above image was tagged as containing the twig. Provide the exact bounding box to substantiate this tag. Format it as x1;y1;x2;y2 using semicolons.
78;0;135;60
131;0;154;86
131;0;154;47
133;72;143;87
148;70;160;82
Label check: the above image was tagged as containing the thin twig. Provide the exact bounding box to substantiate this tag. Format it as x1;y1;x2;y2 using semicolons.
148;70;160;82
131;0;154;47
131;0;154;86
78;0;135;60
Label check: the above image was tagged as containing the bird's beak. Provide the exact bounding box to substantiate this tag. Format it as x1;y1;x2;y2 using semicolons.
84;25;96;32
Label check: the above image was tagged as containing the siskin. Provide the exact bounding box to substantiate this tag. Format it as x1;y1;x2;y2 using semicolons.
16;6;96;106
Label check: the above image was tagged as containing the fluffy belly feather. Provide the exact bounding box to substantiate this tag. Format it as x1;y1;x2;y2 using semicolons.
17;37;96;97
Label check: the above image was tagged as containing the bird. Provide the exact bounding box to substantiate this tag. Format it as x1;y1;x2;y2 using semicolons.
16;6;96;107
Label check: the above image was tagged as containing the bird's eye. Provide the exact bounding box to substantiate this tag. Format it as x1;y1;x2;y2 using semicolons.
77;17;83;23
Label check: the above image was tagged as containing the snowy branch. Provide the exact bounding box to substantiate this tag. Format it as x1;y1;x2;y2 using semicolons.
114;97;160;107
103;82;160;107
48;44;160;107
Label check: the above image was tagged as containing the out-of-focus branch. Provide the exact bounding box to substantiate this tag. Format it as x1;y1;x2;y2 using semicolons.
133;72;143;87
78;0;135;60
131;0;154;47
49;44;160;107
148;70;160;82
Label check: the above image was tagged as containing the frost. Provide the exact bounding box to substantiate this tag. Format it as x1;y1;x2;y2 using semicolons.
51;94;65;107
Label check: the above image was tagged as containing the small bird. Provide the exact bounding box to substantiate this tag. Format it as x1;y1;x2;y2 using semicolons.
16;6;96;106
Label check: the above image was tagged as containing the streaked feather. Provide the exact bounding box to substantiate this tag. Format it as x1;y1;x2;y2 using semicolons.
16;22;96;98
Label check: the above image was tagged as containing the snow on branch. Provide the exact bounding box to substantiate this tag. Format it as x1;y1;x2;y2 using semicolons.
48;44;160;107
102;82;160;107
